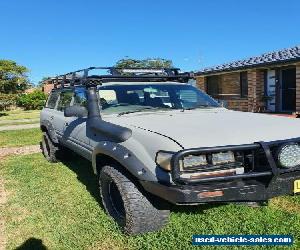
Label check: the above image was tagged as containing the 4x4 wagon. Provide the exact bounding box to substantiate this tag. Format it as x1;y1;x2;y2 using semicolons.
40;67;300;234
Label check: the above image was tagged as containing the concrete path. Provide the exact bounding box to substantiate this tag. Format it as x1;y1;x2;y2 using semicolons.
0;118;39;125
0;123;39;131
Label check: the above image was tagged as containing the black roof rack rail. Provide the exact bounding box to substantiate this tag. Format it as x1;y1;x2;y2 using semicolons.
43;67;194;89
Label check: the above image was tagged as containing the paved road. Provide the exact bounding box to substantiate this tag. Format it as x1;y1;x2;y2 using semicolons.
0;123;39;131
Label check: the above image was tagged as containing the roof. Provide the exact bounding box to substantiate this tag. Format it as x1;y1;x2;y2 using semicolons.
196;45;300;75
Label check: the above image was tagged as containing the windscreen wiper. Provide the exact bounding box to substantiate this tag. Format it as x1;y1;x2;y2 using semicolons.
118;107;161;117
181;105;211;111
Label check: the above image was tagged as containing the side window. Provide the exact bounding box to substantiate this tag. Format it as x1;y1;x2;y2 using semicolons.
57;91;73;111
46;91;59;109
206;75;220;97
240;71;248;98
73;89;87;107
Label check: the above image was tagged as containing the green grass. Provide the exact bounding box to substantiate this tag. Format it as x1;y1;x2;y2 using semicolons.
0;128;41;147
0;153;299;249
0;109;40;121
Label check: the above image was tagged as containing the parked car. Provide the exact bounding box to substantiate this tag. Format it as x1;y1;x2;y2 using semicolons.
40;67;300;234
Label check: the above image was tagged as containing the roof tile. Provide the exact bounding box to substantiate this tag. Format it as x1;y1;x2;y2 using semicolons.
197;45;300;75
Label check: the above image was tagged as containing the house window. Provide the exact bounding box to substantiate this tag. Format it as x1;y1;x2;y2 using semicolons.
206;76;220;97
240;72;248;98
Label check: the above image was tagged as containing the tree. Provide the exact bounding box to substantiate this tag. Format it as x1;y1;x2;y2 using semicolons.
114;58;173;69
17;90;47;110
0;59;30;94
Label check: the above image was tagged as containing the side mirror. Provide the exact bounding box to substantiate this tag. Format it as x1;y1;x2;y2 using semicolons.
64;106;88;117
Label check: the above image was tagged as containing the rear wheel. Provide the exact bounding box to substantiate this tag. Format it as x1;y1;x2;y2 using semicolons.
41;132;59;163
99;165;170;235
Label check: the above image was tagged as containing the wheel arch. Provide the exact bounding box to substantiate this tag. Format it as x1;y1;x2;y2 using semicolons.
92;141;157;182
40;120;59;144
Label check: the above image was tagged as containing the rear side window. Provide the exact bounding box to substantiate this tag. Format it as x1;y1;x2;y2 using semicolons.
46;91;59;109
57;91;73;111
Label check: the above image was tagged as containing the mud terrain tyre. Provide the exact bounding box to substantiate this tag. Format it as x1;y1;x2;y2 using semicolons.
99;165;170;235
41;132;59;163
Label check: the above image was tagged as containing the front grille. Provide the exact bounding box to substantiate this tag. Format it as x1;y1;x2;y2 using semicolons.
170;139;300;184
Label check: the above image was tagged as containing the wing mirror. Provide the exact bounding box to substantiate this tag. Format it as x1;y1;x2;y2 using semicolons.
64;106;88;117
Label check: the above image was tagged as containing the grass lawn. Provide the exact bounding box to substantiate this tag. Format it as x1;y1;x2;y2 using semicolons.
0;128;41;148
0;109;40;121
0;153;299;249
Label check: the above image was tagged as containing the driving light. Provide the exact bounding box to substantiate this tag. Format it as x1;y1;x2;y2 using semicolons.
156;152;173;171
181;155;207;169
212;151;235;165
278;144;300;168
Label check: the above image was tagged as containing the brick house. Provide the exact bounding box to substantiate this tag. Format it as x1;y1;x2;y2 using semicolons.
195;45;300;113
42;78;55;94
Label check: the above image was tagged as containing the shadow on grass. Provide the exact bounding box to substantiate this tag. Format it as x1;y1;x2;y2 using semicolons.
0;112;8;117
59;153;225;215
59;153;102;204
15;237;47;250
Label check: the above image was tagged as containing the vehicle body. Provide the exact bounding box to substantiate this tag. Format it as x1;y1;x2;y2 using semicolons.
40;67;300;234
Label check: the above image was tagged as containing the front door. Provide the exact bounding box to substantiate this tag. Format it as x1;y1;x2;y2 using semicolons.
63;88;91;160
55;90;73;139
281;68;296;112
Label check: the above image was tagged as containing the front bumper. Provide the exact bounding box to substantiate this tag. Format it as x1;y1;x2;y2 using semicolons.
141;171;300;204
142;137;300;204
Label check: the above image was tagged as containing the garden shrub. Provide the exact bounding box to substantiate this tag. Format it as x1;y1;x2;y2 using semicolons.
17;90;47;110
0;93;18;111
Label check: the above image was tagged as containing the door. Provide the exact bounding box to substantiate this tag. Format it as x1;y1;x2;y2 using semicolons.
63;88;92;160
54;90;73;139
266;70;276;112
281;68;296;112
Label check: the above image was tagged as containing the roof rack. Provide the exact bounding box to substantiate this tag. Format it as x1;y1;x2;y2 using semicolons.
44;67;194;89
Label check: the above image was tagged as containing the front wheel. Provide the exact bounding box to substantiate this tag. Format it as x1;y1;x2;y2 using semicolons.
99;165;170;235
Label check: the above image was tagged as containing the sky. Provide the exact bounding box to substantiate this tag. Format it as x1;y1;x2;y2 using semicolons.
1;0;300;84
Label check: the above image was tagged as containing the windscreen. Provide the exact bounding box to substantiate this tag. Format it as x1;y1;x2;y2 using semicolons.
98;83;220;115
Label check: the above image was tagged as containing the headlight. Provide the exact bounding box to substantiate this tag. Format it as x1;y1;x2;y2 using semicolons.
278;143;300;168
181;155;207;170
156;151;173;171
212;151;235;165
156;150;236;171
